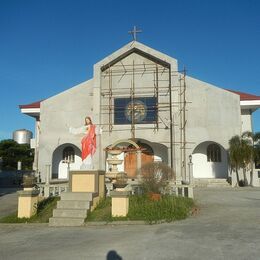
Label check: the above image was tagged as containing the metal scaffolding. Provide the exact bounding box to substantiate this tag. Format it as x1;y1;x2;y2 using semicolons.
100;59;190;180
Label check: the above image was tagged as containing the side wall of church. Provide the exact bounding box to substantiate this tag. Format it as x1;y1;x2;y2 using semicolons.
38;80;93;181
241;109;253;133
186;76;241;150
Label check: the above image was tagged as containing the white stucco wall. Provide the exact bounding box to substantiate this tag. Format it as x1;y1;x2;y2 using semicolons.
36;41;243;181
38;79;93;181
241;109;253;133
184;76;241;178
192;141;228;178
186;76;241;148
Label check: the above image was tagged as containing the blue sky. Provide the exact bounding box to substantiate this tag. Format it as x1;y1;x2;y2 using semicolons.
0;0;260;140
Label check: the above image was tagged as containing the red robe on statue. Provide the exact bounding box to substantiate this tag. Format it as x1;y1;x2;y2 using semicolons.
81;124;96;161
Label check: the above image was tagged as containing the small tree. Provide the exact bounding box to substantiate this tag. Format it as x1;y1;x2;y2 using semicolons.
241;131;260;185
140;162;175;194
0;139;34;170
228;135;253;186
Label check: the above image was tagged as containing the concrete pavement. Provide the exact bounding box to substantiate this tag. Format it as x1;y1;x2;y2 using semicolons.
0;188;20;218
0;187;259;260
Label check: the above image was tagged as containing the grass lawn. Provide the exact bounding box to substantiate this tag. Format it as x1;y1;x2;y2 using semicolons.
86;194;195;224
0;197;60;223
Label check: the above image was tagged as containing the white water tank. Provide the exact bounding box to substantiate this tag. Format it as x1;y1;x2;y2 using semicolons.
13;129;33;144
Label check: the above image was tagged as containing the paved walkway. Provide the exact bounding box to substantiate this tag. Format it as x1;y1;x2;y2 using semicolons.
0;187;259;260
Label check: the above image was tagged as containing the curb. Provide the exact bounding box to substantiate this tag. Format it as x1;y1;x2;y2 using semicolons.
85;220;147;226
0;223;49;227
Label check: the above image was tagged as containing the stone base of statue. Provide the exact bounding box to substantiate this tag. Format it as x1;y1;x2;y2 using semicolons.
69;170;105;194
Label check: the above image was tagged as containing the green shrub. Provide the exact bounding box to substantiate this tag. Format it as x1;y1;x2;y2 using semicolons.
128;194;194;223
86;195;194;224
86;197;112;222
140;162;175;194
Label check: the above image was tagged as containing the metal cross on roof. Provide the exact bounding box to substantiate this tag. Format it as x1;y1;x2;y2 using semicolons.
128;26;142;41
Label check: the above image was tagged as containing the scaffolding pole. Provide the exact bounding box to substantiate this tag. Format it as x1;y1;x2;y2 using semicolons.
100;60;190;177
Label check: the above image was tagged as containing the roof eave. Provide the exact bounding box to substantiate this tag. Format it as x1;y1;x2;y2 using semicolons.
240;100;260;110
20;108;40;119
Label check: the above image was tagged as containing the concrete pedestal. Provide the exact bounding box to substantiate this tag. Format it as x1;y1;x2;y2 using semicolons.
110;191;130;217
17;189;40;218
69;170;105;194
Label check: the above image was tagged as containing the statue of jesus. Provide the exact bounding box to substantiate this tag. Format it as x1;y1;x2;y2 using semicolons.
69;116;97;169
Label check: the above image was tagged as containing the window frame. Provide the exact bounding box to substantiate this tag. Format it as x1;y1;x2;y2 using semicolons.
62;146;75;163
207;143;221;162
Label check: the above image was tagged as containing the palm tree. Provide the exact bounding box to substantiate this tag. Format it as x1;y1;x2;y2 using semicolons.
241;131;260;185
228;135;253;186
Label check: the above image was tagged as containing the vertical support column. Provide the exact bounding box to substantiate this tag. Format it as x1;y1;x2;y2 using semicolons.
45;164;51;197
168;66;174;170
34;119;40;181
131;60;135;139
108;66;113;133
183;68;187;182
155;65;159;131
136;150;142;180
93;63;102;170
188;159;194;185
45;164;51;184
188;154;193;185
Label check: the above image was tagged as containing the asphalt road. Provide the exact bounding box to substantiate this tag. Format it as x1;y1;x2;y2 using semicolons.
0;188;20;218
0;187;259;260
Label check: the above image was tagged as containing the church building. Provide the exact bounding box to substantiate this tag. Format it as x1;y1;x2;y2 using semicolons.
19;40;260;187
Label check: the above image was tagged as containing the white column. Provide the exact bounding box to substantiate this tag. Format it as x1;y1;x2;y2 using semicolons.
136;150;142;180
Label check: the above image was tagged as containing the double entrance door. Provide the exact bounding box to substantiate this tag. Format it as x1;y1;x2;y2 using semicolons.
124;144;154;178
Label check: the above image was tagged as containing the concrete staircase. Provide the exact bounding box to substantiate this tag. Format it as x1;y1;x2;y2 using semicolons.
49;192;96;227
194;178;230;188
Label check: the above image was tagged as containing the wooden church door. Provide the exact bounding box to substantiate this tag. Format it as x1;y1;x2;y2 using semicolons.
124;143;154;178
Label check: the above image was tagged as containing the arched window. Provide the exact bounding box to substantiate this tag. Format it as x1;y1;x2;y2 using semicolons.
207;144;221;162
62;146;75;163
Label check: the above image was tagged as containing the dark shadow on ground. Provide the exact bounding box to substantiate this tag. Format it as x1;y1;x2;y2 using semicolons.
0;188;21;197
107;250;123;260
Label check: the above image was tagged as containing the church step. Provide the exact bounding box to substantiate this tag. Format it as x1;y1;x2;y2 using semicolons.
194;178;230;188
53;208;88;218
49;217;85;227
60;192;96;201
57;200;90;210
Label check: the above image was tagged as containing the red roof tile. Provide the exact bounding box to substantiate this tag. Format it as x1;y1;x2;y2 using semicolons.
19;100;42;109
226;89;260;101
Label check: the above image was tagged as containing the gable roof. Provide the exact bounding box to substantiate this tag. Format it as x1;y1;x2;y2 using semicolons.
19;100;42;109
95;41;178;73
226;89;260;101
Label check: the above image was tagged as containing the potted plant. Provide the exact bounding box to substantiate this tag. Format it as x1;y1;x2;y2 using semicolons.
22;173;36;189
114;172;128;189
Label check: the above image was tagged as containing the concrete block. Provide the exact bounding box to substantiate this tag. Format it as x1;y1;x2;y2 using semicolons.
17;189;39;218
111;191;130;217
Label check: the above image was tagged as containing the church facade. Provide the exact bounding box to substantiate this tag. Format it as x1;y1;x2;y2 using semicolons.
20;41;260;184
